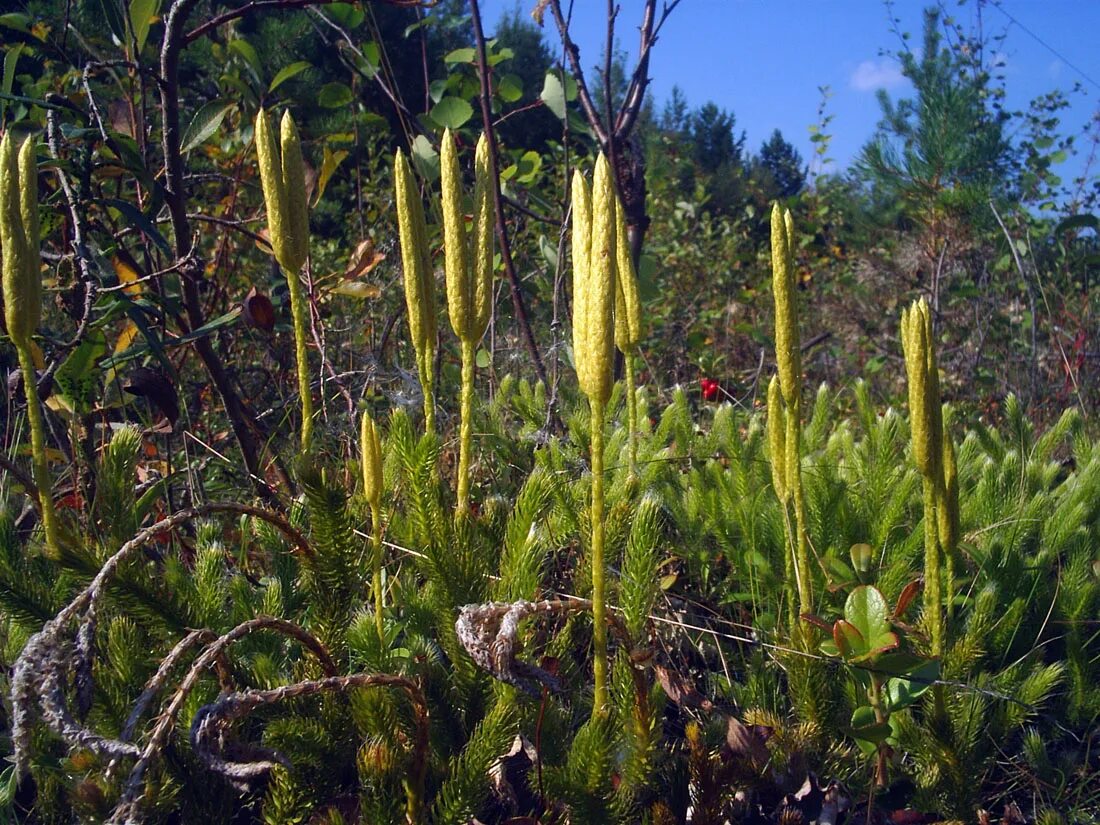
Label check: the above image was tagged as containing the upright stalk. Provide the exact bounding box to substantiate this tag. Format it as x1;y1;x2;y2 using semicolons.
440;130;492;514
786;402;812;614
770;204;812;621
901;298;948;660
17;347;60;556
922;478;942;654
614;195;642;479
285;266;314;450
623;351;638;477
360;412;385;645
1;134;59;557
589;397;608;714
457;339;475;515
255;110;313;451
370;502;384;644
394;149;438;437
571;157;616;719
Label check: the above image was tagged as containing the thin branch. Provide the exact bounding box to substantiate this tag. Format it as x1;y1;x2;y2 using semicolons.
160;0;288;505
112;617;340;822
469;0;548;384
547;0;609;147
189;672;428;784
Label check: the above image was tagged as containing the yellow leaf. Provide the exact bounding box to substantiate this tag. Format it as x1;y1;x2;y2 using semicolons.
313;146;349;207
331;280;382;299
345;238;386;279
113;255;143;297
115;321;141;353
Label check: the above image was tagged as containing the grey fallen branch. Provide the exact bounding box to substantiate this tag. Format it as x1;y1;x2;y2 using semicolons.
10;504;313;784
189;673;428;788
456;598;630;697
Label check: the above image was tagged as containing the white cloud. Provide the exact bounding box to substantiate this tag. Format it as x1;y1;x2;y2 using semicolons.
849;59;905;92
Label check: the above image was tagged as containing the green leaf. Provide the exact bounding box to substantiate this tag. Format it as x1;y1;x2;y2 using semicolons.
848;705;891;745
129;0;161;54
885;658;939;711
407;134;441;185
1055;214;1098;235
444;47;476;65
0;14;32;34
410;134;439;182
497;73;523;103
268;61;311;93
99;198;173;256
228;38;263;84
1;42;22;123
833;619;865;659
181;99;233;154
55;331;107;416
95;0;127;43
487;46;513;67
430;96;474;130
515;150;541;184
540;72;567;120
475;348;490;369
844;585;890;647
100;309;242;369
318;82;354;109
326;2;364;28
538;234;558;269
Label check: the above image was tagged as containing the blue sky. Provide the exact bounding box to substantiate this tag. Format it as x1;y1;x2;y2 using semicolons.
479;1;1100;186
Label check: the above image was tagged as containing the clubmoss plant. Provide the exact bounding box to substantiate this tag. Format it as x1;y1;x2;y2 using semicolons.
768;203;812;621
440;130;493;515
1;133;59;558
900;297;947;657
572;155;616;717
255;109;314;451
394;149;438;434
613;196;643;478
361;412;385;643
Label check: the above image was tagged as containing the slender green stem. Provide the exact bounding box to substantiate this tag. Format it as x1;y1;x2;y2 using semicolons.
868;675;889;787
589;397;608;717
417;350;435;435
922;477;942;658
16;345;59;558
370;502;384;644
779;500;798;631
457;339;475;516
624;350;637;479
284;264;313;452
786;401;812;616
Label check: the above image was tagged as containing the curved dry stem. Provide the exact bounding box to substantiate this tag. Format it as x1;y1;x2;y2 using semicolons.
456;598;631;697
12;503;312;779
189;673;428;785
